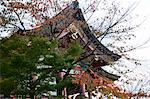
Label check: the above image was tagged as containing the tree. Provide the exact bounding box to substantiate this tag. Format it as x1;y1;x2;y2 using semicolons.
0;33;83;98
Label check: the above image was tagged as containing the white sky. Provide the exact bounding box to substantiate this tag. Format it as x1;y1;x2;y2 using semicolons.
111;0;150;92
124;0;150;61
121;0;150;74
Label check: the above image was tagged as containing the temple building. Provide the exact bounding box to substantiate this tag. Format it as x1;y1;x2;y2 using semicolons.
20;0;121;80
12;0;121;97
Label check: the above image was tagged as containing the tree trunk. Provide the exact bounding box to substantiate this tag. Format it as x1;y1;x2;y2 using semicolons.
30;95;34;99
29;88;35;99
79;92;84;99
88;91;92;99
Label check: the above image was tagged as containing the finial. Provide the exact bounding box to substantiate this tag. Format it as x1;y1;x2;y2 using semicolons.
71;0;79;9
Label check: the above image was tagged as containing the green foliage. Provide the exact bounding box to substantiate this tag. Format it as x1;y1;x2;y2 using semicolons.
0;77;15;96
67;42;83;57
0;34;83;97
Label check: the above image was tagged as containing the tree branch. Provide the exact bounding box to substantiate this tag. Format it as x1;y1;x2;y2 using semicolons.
14;11;26;31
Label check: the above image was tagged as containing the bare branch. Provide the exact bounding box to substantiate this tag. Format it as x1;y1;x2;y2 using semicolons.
14;11;26;31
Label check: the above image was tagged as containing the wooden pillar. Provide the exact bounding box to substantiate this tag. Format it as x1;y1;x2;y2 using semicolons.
81;84;86;95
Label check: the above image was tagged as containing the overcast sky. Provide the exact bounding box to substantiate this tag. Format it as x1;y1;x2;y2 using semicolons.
121;0;150;74
123;0;150;63
110;0;150;92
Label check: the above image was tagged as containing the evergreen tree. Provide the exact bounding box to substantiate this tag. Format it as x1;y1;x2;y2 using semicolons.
0;34;83;98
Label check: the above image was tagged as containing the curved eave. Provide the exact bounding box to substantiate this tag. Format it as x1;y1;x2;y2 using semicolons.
74;9;121;65
91;67;120;81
